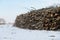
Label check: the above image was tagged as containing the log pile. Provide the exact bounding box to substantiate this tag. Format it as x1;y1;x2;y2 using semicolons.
14;6;60;30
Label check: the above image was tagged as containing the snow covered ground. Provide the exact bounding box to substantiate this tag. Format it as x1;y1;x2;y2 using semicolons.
0;24;60;40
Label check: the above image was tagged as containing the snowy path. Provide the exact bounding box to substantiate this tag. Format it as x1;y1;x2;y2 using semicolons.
0;25;60;40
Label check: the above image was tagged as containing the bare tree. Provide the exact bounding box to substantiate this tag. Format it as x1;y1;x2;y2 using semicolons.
0;18;5;25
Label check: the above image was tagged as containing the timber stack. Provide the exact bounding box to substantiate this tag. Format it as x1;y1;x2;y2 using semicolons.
14;6;60;31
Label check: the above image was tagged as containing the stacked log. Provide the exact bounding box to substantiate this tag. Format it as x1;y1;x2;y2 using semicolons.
14;6;60;30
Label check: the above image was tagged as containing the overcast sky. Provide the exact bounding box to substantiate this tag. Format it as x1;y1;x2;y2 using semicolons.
0;0;60;23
